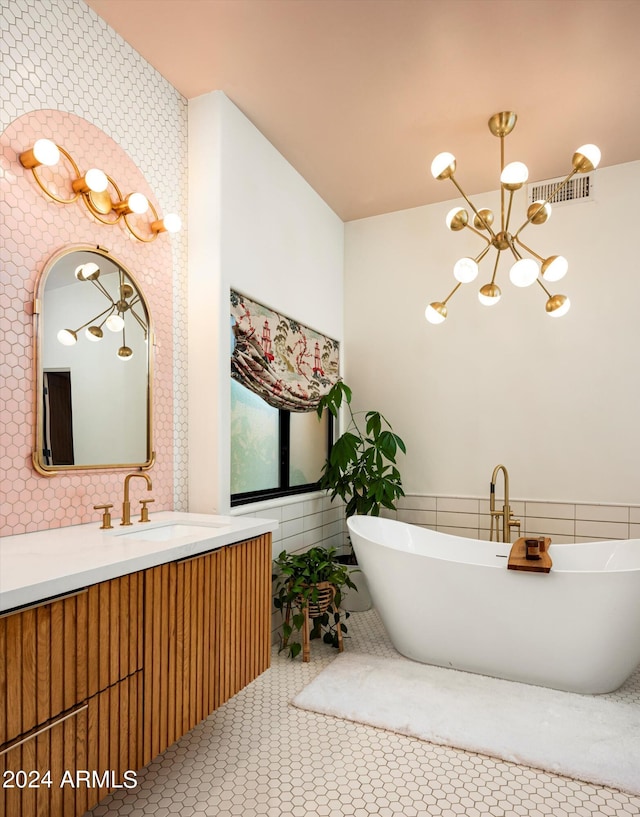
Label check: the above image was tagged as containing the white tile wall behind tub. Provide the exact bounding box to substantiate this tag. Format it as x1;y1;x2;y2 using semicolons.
576;504;630;523
394;495;639;544
0;0;189;508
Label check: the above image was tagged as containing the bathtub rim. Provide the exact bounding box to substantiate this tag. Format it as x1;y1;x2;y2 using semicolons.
347;515;640;575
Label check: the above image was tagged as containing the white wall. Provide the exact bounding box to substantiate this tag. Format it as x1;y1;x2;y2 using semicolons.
345;161;640;506
188;92;344;517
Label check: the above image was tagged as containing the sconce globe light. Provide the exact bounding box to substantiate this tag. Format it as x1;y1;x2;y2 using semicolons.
426;112;600;324
20;138;60;168
19;138;181;243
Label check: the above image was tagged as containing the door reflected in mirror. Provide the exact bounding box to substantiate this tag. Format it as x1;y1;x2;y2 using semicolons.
34;245;154;474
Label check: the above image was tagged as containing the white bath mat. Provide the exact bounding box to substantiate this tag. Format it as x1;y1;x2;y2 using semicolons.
292;652;640;795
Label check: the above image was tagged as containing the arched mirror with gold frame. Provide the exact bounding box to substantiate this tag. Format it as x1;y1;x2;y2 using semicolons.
33;245;154;474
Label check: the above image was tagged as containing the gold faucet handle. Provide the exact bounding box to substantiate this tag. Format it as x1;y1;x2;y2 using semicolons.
139;498;155;523
93;503;114;530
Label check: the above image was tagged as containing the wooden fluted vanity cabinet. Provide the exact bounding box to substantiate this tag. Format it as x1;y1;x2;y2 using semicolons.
143;534;272;761
0;573;144;817
0;531;272;817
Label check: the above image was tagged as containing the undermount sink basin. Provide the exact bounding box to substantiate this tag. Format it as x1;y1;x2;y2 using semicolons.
116;523;228;542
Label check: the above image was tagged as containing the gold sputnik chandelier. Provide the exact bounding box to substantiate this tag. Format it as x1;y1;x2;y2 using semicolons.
57;261;147;360
425;112;600;324
19;138;181;242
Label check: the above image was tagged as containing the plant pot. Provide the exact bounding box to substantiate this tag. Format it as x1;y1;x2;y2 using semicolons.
340;566;373;612
295;581;335;618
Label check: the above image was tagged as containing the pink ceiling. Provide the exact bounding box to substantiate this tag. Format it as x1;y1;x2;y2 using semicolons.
84;0;640;222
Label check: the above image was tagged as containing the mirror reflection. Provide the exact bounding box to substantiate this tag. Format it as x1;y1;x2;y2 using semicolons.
34;246;153;473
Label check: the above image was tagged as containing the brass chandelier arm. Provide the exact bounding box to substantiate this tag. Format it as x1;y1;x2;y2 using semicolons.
475;244;493;265
89;276;116;304
536;278;552;298
464;223;492;243
499;135;507;232
489;249;501;284
504;188;516;236
514;237;545;263
442;281;462;305
72;304;115;334
514;166;579;238
449;176;498;240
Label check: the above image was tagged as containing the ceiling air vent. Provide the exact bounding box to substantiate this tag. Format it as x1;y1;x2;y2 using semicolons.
527;172;595;208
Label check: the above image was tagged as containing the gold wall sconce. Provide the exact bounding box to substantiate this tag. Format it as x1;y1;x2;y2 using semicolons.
57;261;148;361
19;138;181;242
425;112;600;324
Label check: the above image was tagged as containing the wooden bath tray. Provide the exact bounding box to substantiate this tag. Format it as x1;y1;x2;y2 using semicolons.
507;537;552;573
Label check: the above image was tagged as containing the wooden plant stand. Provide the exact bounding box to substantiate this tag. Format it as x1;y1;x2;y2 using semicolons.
282;581;344;662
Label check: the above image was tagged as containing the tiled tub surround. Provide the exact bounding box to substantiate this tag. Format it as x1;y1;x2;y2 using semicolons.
235;491;639;645
234;493;640;559
393;494;640;544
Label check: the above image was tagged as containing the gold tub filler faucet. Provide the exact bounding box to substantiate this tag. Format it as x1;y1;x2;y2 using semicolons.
120;472;153;526
489;464;521;543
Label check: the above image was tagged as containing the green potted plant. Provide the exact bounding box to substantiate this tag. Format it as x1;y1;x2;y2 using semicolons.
273;546;357;660
315;380;407;608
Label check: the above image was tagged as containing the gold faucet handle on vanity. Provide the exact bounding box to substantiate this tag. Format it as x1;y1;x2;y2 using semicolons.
139;498;155;523
93;503;114;530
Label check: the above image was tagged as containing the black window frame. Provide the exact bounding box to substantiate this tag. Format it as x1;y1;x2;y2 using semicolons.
230;402;333;507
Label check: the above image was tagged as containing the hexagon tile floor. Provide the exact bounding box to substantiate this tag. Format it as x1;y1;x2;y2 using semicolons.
88;610;640;817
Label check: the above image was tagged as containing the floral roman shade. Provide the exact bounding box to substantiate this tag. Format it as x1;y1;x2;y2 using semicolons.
230;290;340;411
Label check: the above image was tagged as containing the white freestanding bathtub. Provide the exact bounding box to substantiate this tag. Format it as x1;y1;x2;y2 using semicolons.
347;515;640;693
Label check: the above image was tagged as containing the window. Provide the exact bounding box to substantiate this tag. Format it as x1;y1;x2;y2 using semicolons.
230;379;332;505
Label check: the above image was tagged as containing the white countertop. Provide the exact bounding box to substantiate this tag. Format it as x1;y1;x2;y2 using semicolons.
0;511;278;613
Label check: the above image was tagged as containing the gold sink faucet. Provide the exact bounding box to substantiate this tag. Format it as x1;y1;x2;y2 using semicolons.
121;472;152;526
489;464;521;543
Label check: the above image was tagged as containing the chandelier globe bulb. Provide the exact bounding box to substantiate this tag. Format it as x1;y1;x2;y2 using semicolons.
473;208;494;230
527;200;552;225
509;258;539;288
105;313;125;332
478;283;501;306
573;144;601;173
500;161;529;190
74;261;100;281
425;302;447;324
118;346;134;360
445;207;468;231
431;152;456;180
541;255;568;282
57;328;77;346
546;294;571;317
85;326;103;342
453;257;479;283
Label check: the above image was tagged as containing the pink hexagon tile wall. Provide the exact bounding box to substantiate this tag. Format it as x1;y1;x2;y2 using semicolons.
0;109;175;536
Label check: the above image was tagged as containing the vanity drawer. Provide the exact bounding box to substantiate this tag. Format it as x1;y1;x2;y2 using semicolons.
0;572;143;749
0;669;143;817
